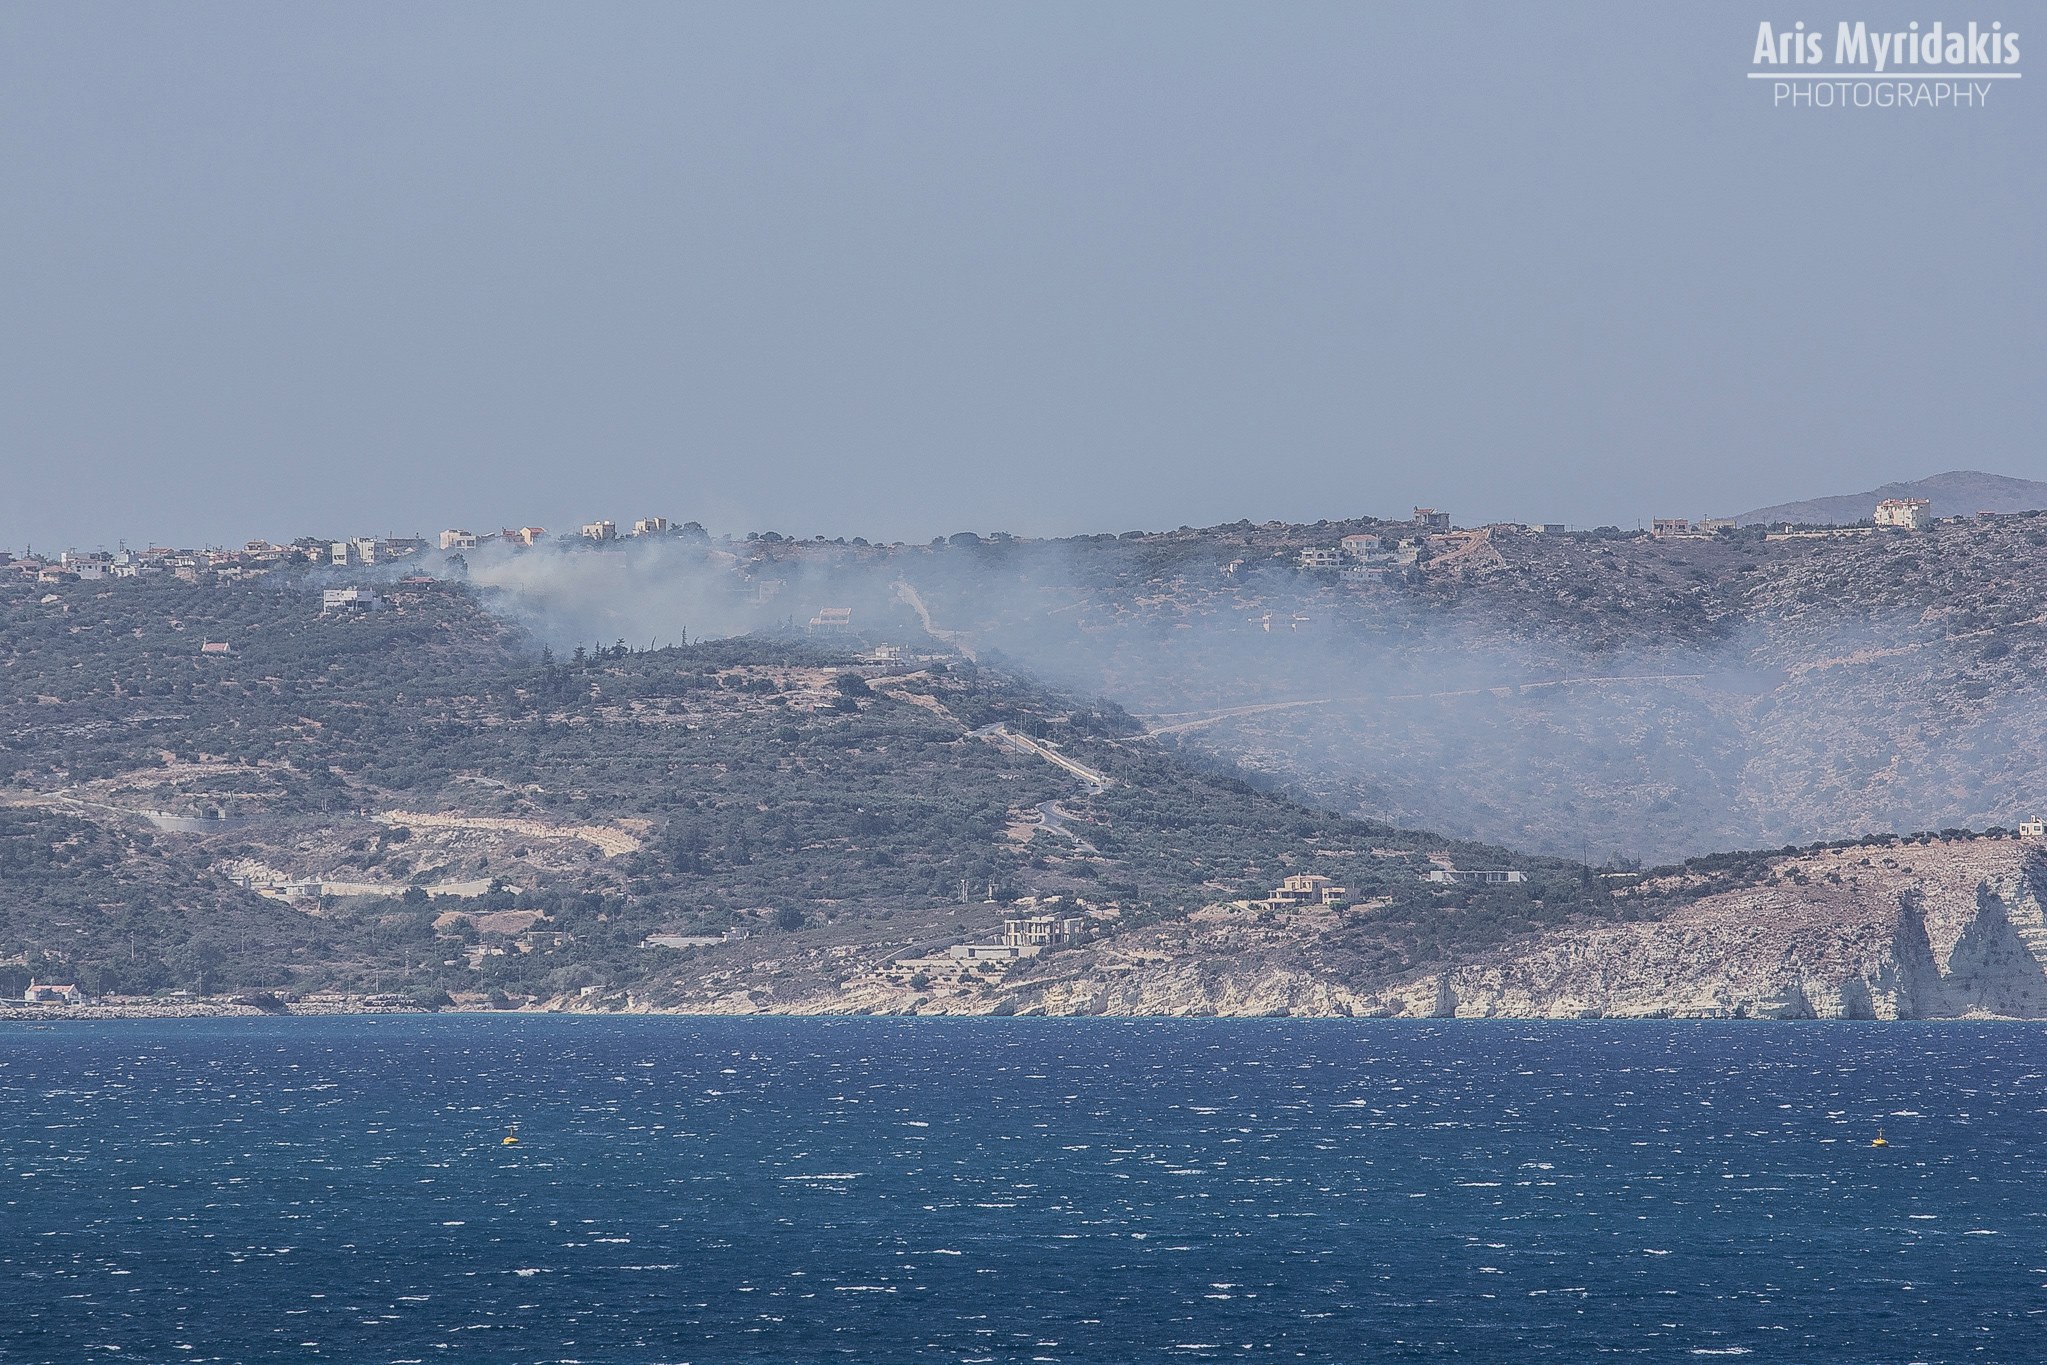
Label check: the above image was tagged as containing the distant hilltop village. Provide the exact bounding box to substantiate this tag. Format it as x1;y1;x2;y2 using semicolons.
0;516;704;587
434;517;700;551
0;493;2014;590
1284;496;1990;582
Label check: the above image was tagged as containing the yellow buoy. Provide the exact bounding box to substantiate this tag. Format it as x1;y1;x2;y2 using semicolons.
1871;1130;1888;1148
502;1126;520;1146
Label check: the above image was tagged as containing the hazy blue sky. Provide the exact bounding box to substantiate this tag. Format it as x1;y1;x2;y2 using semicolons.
1;2;2039;550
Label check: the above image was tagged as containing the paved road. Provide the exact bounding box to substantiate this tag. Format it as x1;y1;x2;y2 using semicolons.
976;724;1112;789
1033;799;1098;854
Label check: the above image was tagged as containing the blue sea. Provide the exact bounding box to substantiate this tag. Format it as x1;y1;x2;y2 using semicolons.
4;1018;2046;1363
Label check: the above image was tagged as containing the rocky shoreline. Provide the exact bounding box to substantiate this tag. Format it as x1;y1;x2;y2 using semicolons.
14;839;2047;1027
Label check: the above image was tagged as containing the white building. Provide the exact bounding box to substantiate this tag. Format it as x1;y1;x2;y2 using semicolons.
632;517;669;536
808;607;853;632
1423;868;1529;885
439;529;480;551
1001;914;1085;948
322;587;383;613
1875;498;1932;531
1298;546;1341;569
581;520;617;542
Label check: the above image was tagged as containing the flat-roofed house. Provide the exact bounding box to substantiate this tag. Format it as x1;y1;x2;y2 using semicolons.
808;607;854;632
1267;873;1348;906
1875;498;1933;531
322;587;383;613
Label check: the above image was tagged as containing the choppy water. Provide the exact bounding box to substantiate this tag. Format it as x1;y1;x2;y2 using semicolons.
3;1018;2046;1363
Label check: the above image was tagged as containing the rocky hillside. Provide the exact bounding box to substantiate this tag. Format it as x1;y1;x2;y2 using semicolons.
1402;836;2047;1021
660;833;2047;1022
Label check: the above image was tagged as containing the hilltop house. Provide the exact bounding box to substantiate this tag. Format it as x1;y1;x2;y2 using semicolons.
1001;913;1086;948
321;587;383;613
1875;498;1933;530
808;607;854;632
1266;873;1348;907
1423;867;1529;885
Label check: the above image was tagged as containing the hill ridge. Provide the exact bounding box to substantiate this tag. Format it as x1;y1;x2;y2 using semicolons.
1735;469;2047;526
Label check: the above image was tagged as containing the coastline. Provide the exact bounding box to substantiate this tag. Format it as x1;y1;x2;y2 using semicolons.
7;999;2043;1023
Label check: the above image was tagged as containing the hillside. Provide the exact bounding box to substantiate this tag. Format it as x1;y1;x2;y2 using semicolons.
14;510;2047;1021
1734;469;2047;527
176;508;2047;868
853;512;2047;863
0;574;1581;1008
664;833;2047;1022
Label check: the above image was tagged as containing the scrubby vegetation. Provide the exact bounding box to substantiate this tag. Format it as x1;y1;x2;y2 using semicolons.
0;573;1593;1003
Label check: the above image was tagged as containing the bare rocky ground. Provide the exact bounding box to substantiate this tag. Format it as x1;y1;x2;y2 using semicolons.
598;836;2047;1022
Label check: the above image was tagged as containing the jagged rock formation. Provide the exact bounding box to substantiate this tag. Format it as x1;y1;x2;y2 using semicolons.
1380;840;2047;1020
1381;840;2047;1019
